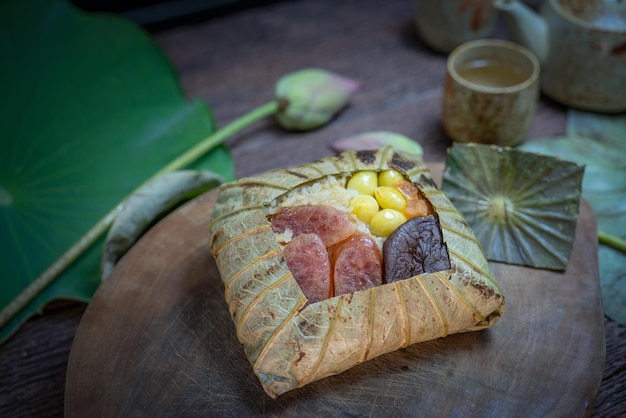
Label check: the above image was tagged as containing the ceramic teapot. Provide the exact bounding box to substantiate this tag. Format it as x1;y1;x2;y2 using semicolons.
415;0;496;53
494;0;626;113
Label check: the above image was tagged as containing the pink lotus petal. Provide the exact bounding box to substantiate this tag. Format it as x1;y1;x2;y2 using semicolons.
330;131;424;157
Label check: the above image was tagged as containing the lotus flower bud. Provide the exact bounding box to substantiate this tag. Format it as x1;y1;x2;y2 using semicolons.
275;68;359;131
330;131;424;157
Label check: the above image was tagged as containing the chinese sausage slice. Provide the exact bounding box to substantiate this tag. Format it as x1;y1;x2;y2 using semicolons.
207;147;505;399
332;232;383;297
271;204;357;247
283;233;331;304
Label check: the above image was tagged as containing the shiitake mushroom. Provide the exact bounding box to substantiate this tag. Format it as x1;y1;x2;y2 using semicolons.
383;215;451;283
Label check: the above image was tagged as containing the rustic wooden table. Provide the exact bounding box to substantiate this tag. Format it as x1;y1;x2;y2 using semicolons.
1;0;624;416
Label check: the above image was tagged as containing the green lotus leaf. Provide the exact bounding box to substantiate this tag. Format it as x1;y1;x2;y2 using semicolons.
520;110;626;324
0;0;234;343
442;143;584;270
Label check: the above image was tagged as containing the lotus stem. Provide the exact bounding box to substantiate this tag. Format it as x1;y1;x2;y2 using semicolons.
0;100;280;328
154;100;279;176
598;230;626;254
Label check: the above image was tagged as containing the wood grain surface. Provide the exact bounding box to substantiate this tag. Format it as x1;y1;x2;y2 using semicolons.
65;164;604;417
1;1;624;417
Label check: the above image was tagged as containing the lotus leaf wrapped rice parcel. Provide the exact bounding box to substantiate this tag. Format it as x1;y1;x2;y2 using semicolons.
207;147;504;398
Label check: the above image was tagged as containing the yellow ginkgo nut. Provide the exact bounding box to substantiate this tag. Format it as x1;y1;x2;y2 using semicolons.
347;171;378;196
378;169;403;187
369;209;407;237
374;186;407;212
350;195;380;224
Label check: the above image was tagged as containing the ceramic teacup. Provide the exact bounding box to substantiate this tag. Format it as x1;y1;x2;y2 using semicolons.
442;39;540;146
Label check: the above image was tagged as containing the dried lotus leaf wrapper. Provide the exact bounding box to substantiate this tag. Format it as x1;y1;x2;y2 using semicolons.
207;147;505;398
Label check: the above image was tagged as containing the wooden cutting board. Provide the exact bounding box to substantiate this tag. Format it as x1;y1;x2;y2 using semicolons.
65;163;605;417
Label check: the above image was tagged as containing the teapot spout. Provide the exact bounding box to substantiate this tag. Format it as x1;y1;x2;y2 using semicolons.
493;0;548;65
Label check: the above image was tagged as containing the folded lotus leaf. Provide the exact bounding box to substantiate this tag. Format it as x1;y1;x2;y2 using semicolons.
207;147;504;398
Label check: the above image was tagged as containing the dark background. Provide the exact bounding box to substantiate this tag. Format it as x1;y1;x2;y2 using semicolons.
72;0;287;31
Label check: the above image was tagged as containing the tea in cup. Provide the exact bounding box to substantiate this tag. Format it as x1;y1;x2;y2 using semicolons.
442;39;540;146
